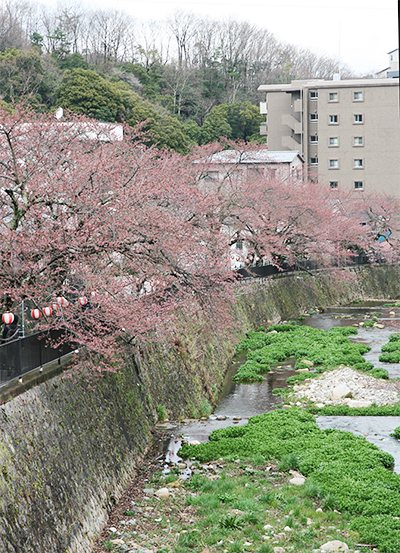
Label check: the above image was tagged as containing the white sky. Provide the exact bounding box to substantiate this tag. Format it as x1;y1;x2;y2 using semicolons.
44;0;398;76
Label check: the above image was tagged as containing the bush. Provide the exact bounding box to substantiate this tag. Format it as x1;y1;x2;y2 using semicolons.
370;368;389;379
379;351;400;363
390;426;400;440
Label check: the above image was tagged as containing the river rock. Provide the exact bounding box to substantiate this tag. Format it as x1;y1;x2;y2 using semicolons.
289;477;305;485
297;368;309;373
374;323;385;329
291;367;400;406
389;311;396;316
300;359;314;367
190;440;201;446
346;399;372;408
263;524;274;531
273;548;286;553
331;385;351;400
155;487;170;498
320;540;349;551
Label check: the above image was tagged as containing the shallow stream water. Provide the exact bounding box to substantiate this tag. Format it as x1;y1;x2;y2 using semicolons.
161;301;400;472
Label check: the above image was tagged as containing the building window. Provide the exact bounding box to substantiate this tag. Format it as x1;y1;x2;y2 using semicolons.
354;114;363;123
353;91;363;101
329;159;339;169
310;135;318;144
330;181;338;189
329;92;338;102
204;171;218;181
235;241;243;250
310;90;318;100
329;115;339;124
248;167;263;177
354;181;364;190
354;159;364;168
329;137;339;147
310;113;318;122
310;157;318;166
353;136;363;146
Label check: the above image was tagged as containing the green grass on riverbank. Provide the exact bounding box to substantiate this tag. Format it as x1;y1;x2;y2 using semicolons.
233;324;377;383
179;408;400;553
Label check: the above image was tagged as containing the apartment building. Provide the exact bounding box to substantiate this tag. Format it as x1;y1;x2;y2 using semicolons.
258;78;400;197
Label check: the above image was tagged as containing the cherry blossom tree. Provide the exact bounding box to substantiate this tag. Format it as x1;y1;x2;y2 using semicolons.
0;109;397;373
190;140;399;270
0;104;234;371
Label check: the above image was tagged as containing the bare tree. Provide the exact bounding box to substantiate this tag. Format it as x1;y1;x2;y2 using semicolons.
0;0;30;51
89;8;133;65
167;10;198;68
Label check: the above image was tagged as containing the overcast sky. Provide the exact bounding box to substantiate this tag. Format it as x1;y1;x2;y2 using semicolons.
44;0;398;76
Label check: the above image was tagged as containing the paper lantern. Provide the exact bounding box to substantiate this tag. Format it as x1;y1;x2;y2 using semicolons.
57;296;69;307
78;296;87;306
51;302;59;312
43;306;53;317
31;309;42;320
2;312;14;325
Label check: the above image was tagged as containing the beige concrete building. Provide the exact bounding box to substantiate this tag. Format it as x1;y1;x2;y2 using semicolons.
258;78;400;197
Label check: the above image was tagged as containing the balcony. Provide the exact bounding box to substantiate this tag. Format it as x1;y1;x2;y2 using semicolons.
260;123;268;135
260;102;267;115
282;114;302;135
293;99;302;112
282;135;301;150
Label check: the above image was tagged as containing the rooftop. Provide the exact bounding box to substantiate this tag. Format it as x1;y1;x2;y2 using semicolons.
203;150;302;165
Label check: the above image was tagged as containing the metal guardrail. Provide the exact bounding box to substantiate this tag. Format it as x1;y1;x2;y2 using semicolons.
0;329;74;385
236;255;369;279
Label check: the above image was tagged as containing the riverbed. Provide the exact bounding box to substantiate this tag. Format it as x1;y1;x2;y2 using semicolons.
161;301;400;472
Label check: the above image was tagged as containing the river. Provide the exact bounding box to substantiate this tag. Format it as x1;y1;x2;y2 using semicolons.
160;301;400;472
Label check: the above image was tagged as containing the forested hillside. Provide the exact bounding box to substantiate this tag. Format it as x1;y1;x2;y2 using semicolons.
0;1;354;151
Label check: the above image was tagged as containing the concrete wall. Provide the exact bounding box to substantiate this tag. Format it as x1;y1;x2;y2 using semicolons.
0;265;399;553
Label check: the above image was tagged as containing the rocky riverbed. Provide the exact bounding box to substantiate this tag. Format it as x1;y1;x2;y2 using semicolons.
289;366;400;408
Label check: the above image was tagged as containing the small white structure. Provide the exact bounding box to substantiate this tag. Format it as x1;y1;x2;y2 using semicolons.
375;48;399;78
53;106;123;141
201;149;304;184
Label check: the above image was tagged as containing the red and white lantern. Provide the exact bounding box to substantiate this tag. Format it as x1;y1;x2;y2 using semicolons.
2;312;14;325
51;302;60;312
57;296;69;307
31;309;42;320
43;306;53;317
78;296;87;306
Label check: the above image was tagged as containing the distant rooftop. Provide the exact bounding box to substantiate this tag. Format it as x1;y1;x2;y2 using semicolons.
203;150;302;165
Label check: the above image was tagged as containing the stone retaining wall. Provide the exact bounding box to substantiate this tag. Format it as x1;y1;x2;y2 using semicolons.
0;265;399;552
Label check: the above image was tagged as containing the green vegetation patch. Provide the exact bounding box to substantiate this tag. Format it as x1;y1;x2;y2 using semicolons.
308;403;400;416
390;426;400;440
379;334;400;363
181;408;400;552
234;325;371;383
